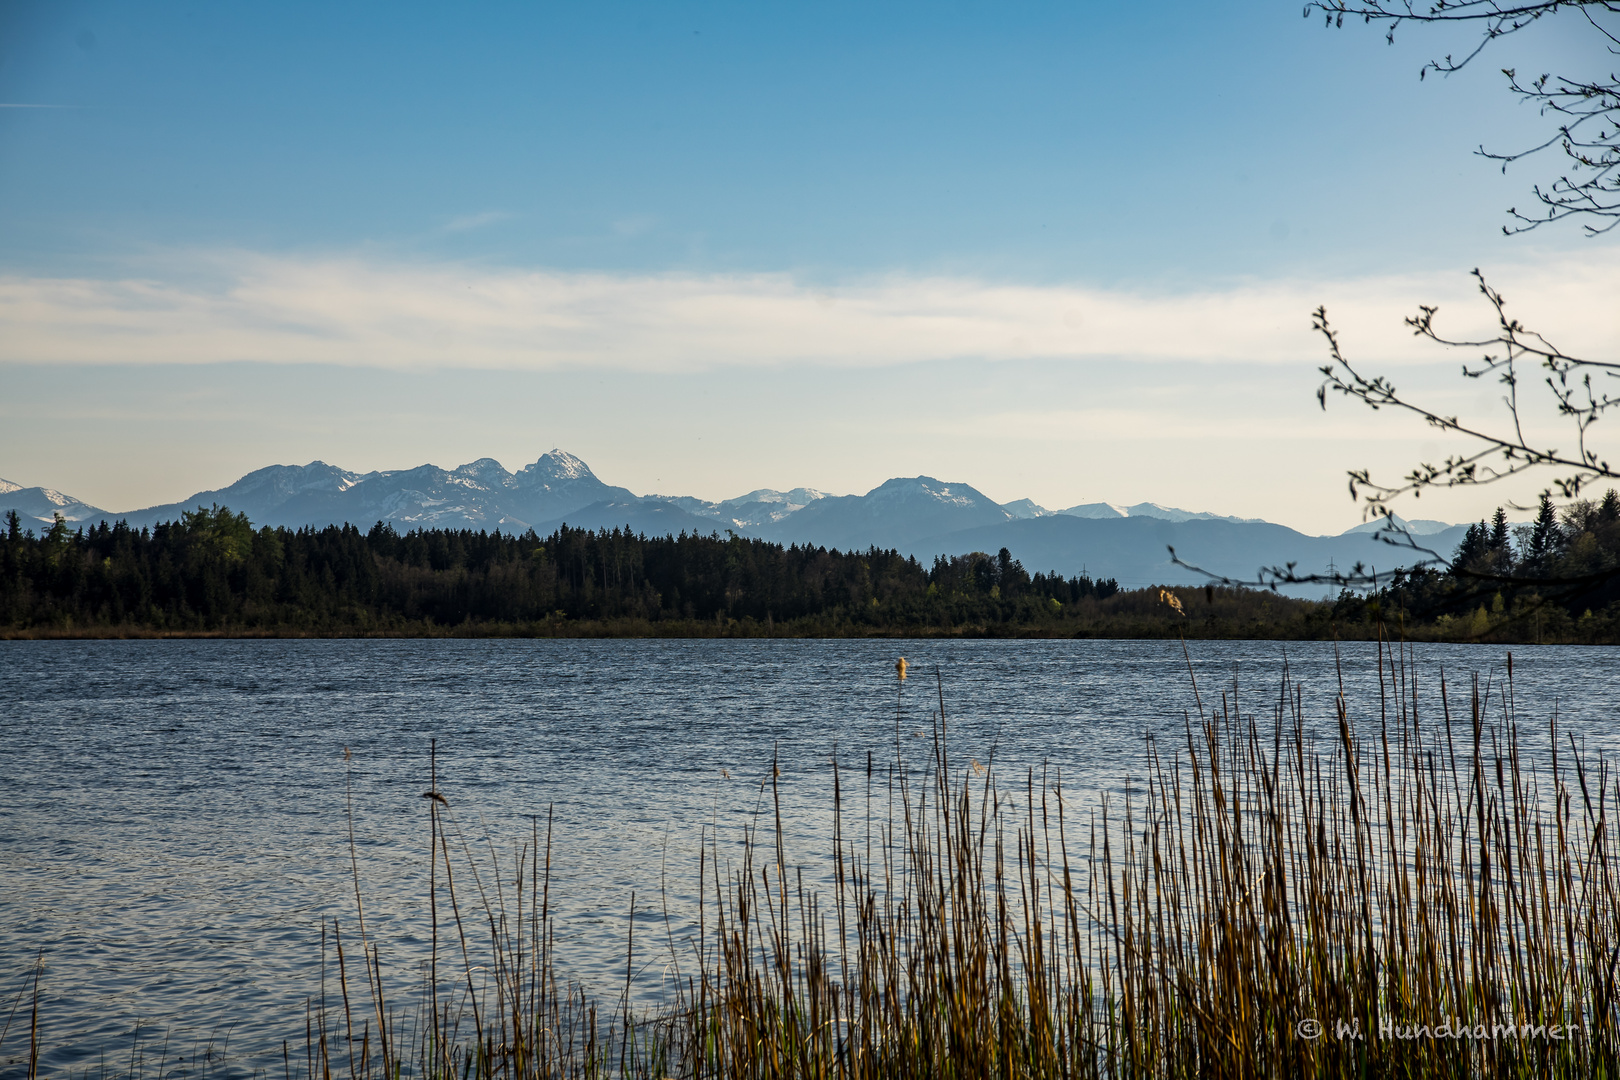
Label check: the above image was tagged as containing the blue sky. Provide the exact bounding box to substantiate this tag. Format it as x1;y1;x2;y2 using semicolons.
2;1;1614;531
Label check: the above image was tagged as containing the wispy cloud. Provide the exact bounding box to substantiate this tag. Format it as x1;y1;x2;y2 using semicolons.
612;215;657;237
899;407;1403;443
440;211;512;234
1;249;1614;372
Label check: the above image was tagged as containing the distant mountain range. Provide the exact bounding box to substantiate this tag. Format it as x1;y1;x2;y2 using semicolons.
1;451;1472;592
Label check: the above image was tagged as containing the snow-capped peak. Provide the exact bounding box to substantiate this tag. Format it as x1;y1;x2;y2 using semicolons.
1342;514;1458;537
723;487;827;508
1057;502;1127;520
1000;498;1053;519
452;458;516;489
519;449;597;485
1056;501;1263;524
869;477;957;504
291;462;363;493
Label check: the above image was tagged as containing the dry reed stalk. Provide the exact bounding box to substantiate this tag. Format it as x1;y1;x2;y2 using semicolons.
14;644;1618;1079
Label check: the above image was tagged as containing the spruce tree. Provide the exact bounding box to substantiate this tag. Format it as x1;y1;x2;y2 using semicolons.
1528;493;1561;572
1452;522;1488;572
1489;508;1510;553
1600;490;1620;528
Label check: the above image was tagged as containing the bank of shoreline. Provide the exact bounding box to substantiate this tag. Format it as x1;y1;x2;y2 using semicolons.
7;513;1617;644
3;617;1613;644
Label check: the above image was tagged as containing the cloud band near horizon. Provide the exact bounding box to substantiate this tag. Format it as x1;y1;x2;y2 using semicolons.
1;250;1615;372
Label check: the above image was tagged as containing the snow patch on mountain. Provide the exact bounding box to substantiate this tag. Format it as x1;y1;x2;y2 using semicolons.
1058;502;1127;520
452;458;518;489
865;477;1005;513
1056;501;1263;524
10;452;1468;556
0;481;115;527
723;487;827;509
639;486;830;530
1120;502;1267;524
718;487;827;526
1000;499;1053;519
519;449;596;485
1340;515;1458;537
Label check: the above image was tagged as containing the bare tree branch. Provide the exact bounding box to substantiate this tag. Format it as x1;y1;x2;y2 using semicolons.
1316;269;1619;520
1189;3;1620;632
1307;1;1620;233
1168;525;1449;593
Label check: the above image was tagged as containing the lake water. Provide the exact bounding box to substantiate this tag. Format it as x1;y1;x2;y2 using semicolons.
2;638;1616;1078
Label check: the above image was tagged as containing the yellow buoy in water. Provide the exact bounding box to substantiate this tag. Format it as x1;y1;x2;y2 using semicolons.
896;657;908;681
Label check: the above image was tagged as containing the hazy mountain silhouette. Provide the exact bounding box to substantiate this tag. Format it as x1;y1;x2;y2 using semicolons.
2;451;1464;591
753;477;1013;549
894;515;1468;594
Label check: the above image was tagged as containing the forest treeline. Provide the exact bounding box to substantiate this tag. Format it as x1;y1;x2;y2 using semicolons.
0;506;1276;638
1;497;1617;641
1328;491;1620;643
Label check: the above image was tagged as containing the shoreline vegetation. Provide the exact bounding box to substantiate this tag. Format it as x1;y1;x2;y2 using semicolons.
2;499;1618;643
6;647;1615;1078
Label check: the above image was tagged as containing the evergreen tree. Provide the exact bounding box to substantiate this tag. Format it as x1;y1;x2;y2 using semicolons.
1451;522;1488;571
0;506;1611;640
1489;508;1511;554
1527;493;1562;572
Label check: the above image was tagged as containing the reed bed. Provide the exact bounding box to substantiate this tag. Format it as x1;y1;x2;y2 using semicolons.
10;642;1619;1079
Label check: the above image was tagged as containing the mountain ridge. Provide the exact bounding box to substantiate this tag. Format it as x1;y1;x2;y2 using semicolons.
2;451;1472;590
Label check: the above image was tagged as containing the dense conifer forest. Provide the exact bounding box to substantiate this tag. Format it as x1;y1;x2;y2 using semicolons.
2;497;1617;641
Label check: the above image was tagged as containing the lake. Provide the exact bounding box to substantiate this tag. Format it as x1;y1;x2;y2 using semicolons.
2;638;1615;1079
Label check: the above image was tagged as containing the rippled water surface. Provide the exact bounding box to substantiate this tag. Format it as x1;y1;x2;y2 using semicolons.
2;638;1616;1077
